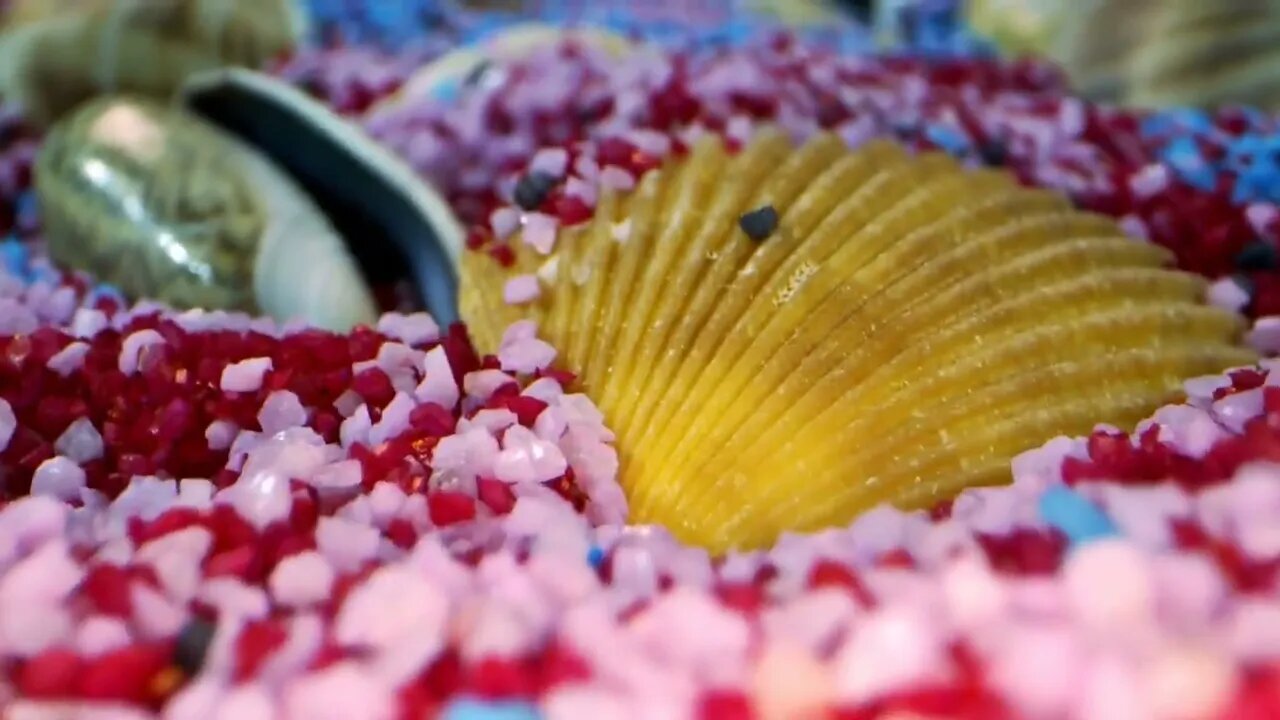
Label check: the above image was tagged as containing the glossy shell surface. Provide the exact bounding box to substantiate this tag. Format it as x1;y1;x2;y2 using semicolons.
37;96;263;312
460;131;1257;551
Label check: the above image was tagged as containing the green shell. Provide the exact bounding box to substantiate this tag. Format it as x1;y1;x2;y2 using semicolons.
36;96;264;312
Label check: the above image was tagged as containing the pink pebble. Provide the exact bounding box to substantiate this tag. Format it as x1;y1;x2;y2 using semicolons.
1128;164;1169;199
31;456;86;501
1247;316;1280;354
542;685;632;720
599;166;636;192
1246;202;1279;236
376;312;440;345
563;176;598;206
335;565;449;684
213;684;276;720
415;345;460;410
431;427;500;483
498;333;557;375
54;417;103;464
990;625;1083;718
199;577;270;621
1229;598;1280;662
461;408;518;436
752;643;833;720
310;459;363;494
1143;404;1227;458
74;615;132;657
1064;540;1154;635
284;662;394;720
1076;654;1148;720
270;551;335;609
367;482;407;528
132;583;187;639
0;541;81;656
522;212;559;255
118;329;165;375
136;526;212;602
368;392;414;446
833;605;945;704
504;274;542;305
762;589;857;655
220;357;273;393
316;516;381;573
1094;483;1191;549
1210;387;1264;434
463;369;517;403
533;405;568;443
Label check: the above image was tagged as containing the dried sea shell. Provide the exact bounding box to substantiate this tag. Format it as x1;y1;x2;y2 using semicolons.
35;68;466;330
0;0;306;127
182;68;466;324
35;94;377;331
460;131;1257;551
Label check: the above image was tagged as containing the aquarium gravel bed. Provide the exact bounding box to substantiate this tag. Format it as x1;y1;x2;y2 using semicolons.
0;20;1279;720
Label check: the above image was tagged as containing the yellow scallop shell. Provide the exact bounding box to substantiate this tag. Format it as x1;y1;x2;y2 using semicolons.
460;131;1256;552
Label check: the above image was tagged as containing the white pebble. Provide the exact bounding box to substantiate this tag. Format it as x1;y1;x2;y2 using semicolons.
529;147;569;178
45;341;89;377
54;417;104;463
205;419;239;451
0;397;14;452
490;207;520;240
258;390;307;435
118;329;165;375
31;456;86;501
1206;277;1250;314
340;404;373;449
220;357;273;393
70;308;108;338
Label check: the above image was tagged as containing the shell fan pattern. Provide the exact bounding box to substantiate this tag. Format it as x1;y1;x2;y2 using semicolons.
462;130;1256;551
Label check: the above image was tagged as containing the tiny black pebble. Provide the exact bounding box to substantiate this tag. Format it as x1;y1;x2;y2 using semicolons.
834;0;875;24
1235;240;1278;272
978;141;1008;167
174;618;217;677
464;60;492;87
514;171;558;211
739;205;780;242
1233;273;1256;299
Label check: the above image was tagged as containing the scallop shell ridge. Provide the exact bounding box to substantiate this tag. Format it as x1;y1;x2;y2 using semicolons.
460;130;1256;552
